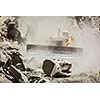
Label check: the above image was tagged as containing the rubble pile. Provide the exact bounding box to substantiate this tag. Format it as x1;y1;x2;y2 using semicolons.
61;72;100;83
0;40;73;83
0;47;100;83
0;47;73;83
0;42;99;83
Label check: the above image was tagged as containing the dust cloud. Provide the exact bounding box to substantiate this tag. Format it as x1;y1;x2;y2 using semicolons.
18;16;100;74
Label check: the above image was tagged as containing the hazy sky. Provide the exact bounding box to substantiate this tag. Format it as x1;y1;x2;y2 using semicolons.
19;16;69;44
